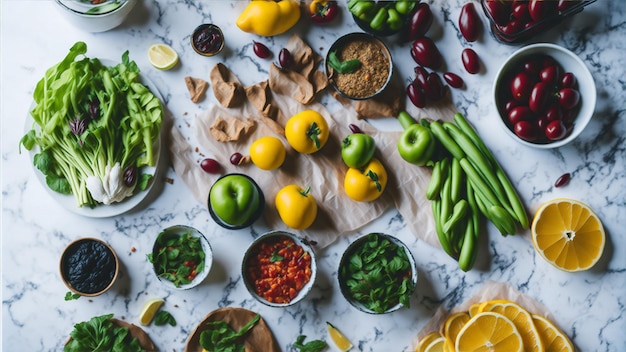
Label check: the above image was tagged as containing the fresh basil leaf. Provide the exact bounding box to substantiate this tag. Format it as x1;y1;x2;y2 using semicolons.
154;310;176;326
64;291;81;301
270;250;284;263
328;50;361;74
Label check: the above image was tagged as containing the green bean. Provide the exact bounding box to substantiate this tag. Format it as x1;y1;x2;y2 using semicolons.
426;159;445;200
443;199;468;235
458;216;477;272
459;158;501;209
444;122;509;208
429;120;465;160
449;157;462;204
432;198;455;257
496;168;530;229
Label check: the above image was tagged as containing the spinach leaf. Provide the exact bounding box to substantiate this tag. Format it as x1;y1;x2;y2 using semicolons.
154;310;177;326
292;335;327;352
64;291;81;301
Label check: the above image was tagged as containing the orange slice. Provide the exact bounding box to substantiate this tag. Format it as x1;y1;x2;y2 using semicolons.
442;311;470;343
416;332;443;352
531;314;575;352
484;301;544;352
468;302;482;317
531;198;605;272
455;312;523;352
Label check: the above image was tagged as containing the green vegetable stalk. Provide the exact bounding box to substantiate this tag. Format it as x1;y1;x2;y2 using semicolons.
20;41;162;207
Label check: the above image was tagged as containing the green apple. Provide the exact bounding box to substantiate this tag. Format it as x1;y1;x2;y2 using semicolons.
397;123;435;166
341;133;376;168
209;174;261;226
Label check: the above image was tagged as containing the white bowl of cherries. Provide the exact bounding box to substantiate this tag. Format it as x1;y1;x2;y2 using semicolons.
493;43;596;148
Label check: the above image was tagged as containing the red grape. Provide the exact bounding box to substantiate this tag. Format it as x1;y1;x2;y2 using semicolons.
545;120;567;140
411;37;443;69
253;41;271;59
408;3;433;40
459;2;481;42
461;48;480;74
200;158;221;173
443;72;464;89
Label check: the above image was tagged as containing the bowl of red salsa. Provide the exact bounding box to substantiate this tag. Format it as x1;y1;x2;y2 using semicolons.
242;231;317;307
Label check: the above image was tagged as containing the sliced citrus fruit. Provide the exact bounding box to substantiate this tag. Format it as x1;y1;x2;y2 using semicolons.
424;337;446;352
416;332;443;352
468;302;482;317
148;43;178;70
327;322;353;351
442;311;470;343
532;314;575;352
485;301;544;352
139;297;164;326
531;198;605;272
477;299;513;314
455;312;524;352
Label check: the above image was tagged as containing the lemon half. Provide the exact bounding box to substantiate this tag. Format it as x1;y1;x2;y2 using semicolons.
148;44;178;70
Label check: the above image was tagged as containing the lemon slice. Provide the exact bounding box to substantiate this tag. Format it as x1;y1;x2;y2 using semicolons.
423;337;446;352
531;198;605;272
148;43;178;70
139;297;164;326
327;322;353;351
484;301;544;352
455;312;524;352
442;311;470;344
531;314;575;352
416;332;442;352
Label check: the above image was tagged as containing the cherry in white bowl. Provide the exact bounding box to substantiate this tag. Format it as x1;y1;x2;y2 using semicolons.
493;43;596;149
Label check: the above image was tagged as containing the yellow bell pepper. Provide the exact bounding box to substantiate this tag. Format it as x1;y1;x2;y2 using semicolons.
285;110;330;154
344;158;388;202
275;185;318;230
236;0;301;37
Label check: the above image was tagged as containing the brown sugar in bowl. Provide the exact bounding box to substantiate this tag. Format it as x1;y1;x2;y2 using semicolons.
325;32;393;100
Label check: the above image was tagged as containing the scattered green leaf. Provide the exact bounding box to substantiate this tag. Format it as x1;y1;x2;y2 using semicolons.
154;310;176;326
292;335;327;352
64;313;146;352
64;291;81;301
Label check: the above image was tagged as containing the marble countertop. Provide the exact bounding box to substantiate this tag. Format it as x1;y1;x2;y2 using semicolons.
2;0;625;351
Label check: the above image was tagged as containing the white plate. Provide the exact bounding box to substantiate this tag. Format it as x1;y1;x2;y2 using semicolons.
25;59;164;218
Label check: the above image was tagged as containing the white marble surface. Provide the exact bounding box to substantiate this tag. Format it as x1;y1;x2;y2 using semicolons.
2;0;625;351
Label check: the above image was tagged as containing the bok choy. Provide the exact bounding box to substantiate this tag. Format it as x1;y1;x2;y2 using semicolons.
20;41;163;208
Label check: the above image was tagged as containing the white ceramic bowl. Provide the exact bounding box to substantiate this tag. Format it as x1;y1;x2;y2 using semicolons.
242;231;317;307
493;43;596;148
150;225;213;290
55;0;136;32
338;233;418;314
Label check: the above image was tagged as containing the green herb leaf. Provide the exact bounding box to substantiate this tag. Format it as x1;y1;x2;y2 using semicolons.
328;50;361;74
154;310;176;326
270;250;284;263
64;291;81;301
292;334;328;352
199;314;260;352
64;314;146;352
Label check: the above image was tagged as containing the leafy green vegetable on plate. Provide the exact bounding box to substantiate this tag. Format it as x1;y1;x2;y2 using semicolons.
64;313;147;352
199;314;260;352
20;41;163;209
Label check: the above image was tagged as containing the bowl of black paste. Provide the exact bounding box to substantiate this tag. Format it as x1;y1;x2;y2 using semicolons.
60;237;119;297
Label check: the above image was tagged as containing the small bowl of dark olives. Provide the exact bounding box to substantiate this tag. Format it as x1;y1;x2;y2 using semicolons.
493;43;596;148
60;237;120;297
191;24;224;56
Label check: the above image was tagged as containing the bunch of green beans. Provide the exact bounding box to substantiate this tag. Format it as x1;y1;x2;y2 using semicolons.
423;113;529;270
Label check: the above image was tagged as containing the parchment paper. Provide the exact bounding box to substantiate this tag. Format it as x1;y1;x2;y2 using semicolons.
166;36;461;249
405;281;556;352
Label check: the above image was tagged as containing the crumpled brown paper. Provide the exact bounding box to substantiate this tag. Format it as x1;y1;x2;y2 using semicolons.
406;281;556;352
210;63;245;108
184;307;279;352
268;34;328;105
209;116;256;142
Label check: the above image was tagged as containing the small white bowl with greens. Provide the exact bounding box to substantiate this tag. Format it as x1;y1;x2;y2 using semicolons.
148;225;213;290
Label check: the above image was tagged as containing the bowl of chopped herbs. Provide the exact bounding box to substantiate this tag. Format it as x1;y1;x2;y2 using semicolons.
325;32;393;100
148;225;212;290
338;233;417;314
